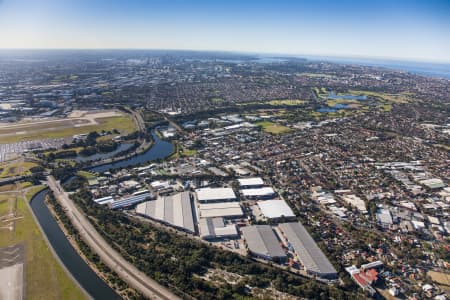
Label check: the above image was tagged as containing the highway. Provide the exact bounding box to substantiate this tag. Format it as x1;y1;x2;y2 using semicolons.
46;176;180;300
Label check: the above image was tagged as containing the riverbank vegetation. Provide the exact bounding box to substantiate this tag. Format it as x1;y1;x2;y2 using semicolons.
45;191;142;299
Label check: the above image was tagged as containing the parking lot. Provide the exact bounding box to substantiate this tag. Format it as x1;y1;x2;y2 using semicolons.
0;138;69;162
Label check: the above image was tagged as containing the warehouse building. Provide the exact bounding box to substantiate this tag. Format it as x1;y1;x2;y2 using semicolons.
257;199;295;219
109;191;153;209
198;202;243;218
195;187;237;203
238;177;264;189
136;191;196;233
376;209;393;228
94;195;114;205
241;225;286;262
241;187;276;199
419;178;446;189
278;222;337;279
199;217;238;240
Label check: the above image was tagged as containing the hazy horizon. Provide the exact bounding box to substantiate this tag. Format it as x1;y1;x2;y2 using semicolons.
0;0;449;63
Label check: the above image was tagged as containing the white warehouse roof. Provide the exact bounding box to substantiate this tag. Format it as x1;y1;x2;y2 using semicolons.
196;187;237;202
257;200;295;219
94;196;114;205
238;177;264;187
241;187;276;197
199;202;243;218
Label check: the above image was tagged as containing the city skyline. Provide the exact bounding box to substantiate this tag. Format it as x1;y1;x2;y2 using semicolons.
1;0;449;62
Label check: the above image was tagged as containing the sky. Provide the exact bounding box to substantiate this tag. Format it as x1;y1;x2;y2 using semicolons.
0;0;449;62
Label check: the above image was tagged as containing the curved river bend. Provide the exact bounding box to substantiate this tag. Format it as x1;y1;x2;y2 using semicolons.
30;130;174;299
90;130;173;173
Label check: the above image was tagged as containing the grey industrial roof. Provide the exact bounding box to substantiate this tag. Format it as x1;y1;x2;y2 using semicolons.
136;191;195;233
377;209;393;225
199;217;237;239
241;225;286;259
279;222;337;276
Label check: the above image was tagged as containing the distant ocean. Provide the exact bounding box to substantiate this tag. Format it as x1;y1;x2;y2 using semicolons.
297;55;450;80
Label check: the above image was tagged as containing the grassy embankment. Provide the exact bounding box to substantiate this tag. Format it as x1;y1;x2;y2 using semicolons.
0;184;87;299
0;161;38;178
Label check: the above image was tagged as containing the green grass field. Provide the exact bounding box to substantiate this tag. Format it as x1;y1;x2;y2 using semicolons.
76;170;97;180
167;142;196;160
348;90;413;103
0;115;136;143
326;99;361;107
0;195;10;215
0;161;38;178
267;99;306;106
256;121;292;134
181;147;198;156
297;73;333;78
211;97;224;104
0;185;87;299
238;99;305;107
312;87;328;99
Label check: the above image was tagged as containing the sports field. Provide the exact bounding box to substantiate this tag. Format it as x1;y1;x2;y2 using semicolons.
0;110;136;143
256;121;292;134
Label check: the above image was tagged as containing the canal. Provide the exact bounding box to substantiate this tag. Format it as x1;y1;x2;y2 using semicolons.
90;130;174;173
29;129;174;299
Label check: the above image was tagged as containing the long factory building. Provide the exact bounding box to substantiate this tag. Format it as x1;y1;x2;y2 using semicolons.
110;191;153;209
195;187;237;203
238;177;264;189
136;191;196;234
199;217;238;240
278;222;338;279
241;225;286;262
198;202;243;218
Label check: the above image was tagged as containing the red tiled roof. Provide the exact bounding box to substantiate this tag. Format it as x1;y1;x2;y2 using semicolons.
365;269;378;282
353;273;368;287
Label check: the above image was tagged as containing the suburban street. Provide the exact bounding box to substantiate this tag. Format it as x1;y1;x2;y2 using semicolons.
46;176;180;300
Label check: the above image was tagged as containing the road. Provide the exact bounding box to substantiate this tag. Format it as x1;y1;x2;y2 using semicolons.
131;110;153;153
46;176;180;300
147;110;184;134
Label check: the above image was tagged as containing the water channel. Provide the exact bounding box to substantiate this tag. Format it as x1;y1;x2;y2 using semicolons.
29;129;174;299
